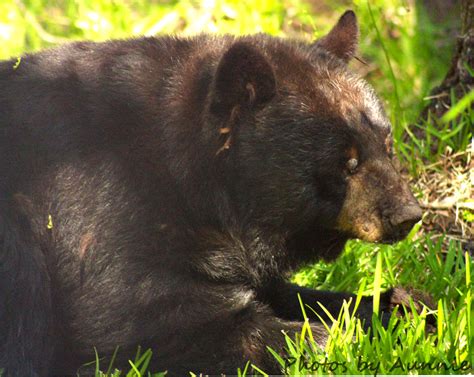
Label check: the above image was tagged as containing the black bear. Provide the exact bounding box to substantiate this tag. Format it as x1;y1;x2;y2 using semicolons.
0;10;423;376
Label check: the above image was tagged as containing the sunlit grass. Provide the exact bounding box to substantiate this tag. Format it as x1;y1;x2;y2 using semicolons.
85;347;165;377
283;237;474;376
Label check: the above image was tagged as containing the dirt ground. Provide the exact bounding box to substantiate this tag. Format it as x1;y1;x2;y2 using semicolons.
410;147;473;255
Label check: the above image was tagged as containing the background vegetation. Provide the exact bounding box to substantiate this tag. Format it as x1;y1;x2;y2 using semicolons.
1;0;472;375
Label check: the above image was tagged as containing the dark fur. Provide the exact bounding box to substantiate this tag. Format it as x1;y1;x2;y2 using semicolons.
0;12;423;376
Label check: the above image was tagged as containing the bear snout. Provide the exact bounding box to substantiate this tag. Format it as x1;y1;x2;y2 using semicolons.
386;203;422;241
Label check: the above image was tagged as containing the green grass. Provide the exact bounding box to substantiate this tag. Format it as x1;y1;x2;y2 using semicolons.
272;237;473;376
403;100;473;174
88;347;166;377
1;0;472;376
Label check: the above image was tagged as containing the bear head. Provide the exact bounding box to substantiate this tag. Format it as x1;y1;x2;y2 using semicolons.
207;11;422;260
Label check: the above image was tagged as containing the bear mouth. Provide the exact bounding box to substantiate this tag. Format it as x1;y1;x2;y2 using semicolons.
368;229;412;244
378;234;410;245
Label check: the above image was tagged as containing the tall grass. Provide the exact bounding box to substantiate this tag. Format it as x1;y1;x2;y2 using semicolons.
282;237;474;376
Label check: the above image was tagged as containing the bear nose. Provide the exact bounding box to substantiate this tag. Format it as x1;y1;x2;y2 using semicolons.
389;204;422;240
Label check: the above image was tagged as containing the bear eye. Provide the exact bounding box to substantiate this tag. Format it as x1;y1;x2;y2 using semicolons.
346;158;358;174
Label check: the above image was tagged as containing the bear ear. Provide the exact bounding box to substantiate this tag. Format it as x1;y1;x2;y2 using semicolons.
313;10;359;62
210;41;276;116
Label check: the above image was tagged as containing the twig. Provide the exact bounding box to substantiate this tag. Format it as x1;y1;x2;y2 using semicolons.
421;202;474;210
422;150;471;170
423;92;449;101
